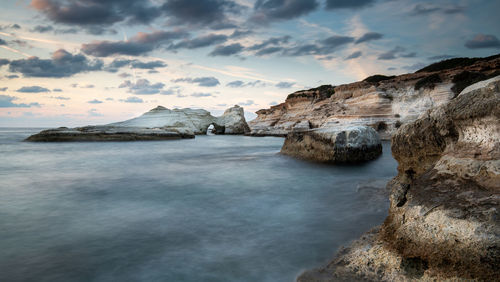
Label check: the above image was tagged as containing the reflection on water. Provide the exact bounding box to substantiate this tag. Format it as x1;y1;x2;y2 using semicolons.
0;128;397;282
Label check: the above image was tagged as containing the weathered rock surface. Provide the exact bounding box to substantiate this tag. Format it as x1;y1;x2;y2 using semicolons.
26;105;250;141
297;76;500;281
250;55;500;140
281;126;382;163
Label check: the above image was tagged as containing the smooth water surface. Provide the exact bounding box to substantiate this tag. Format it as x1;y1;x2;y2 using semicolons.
0;128;397;282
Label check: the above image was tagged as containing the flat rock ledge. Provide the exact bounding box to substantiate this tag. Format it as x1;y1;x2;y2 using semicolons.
297;76;500;281
25;126;194;142
281;126;382;163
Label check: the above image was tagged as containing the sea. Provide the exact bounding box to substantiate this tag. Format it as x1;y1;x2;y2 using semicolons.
0;128;397;282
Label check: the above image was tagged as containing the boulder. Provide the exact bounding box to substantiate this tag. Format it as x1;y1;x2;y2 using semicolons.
281;125;382;163
297;76;500;281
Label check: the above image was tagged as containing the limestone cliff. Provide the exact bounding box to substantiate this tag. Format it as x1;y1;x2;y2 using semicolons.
249;55;500;140
297;76;500;281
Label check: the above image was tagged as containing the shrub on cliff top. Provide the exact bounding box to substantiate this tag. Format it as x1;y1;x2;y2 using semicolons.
416;53;500;73
363;74;396;83
451;71;487;96
414;74;442;90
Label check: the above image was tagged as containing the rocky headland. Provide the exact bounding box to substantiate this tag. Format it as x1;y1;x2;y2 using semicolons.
249;55;500;140
26;105;250;142
297;76;500;281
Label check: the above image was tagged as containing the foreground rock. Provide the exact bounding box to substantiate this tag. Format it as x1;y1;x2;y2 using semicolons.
298;76;500;281
26;105;250;142
281;126;382;163
250;54;500;139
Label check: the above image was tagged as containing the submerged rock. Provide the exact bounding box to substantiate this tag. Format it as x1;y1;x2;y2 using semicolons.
281;125;382;163
26;105;250;142
297;76;500;281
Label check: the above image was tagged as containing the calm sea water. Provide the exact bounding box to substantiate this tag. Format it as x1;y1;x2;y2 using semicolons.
0;128;397;282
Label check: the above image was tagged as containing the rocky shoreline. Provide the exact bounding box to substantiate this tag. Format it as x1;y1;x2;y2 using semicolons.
297;76;500;281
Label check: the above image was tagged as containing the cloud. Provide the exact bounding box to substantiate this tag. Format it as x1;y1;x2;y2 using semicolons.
119;79;165;95
410;3;464;16
160;87;181;95
247;35;291;52
51;96;70;100
283;35;354;56
325;0;375;10
120;96;144;103
238;100;255;106
0;59;9;66
30;0;161;26
81;84;95;88
169;34;228;50
428;55;455;61
172;76;220;87
106;59;167;72
276;81;295;88
8;49;103;77
255;46;284;56
209;43;244;56
400;52;417;58
251;0;319;23
52;88;62;92
0;39;7;45
402;62;427;71
31;25;54;33
345;51;362;60
16;86;50;93
5;75;19;79
191;92;213;97
464;34;500;49
378;46;405;60
230;30;253;39
161;0;244;28
226;80;266;87
88;99;103;104
0;95;41;108
0;87;7;91
88;109;103;117
81;30;187;57
355;32;383;44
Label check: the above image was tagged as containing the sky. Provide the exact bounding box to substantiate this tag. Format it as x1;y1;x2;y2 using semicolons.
0;0;499;127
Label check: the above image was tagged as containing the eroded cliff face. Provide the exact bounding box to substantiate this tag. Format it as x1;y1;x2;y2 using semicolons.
249;56;500;140
297;76;500;281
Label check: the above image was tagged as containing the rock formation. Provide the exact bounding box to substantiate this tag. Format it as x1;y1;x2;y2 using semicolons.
216;105;251;134
281;126;382;163
297;76;500;281
249;55;500;140
26;105;250;141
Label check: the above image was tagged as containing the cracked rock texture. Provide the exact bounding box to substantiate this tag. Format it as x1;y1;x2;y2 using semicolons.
297;76;500;281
